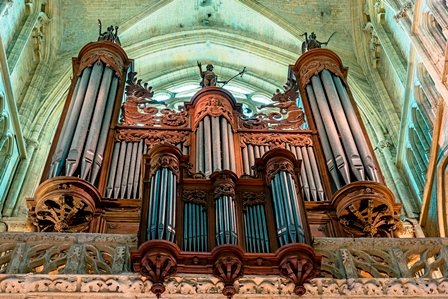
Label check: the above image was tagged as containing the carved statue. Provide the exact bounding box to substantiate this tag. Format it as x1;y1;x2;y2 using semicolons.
98;19;121;45
301;32;335;53
197;61;217;87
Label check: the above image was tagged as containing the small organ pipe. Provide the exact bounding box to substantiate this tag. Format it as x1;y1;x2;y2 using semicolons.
66;62;105;176
321;70;365;181
203;117;212;176
310;76;350;184
106;142;120;198
158;168;168;239
301;147;318;201
120;142;133;198
113;141;127;198
197;119;204;172
126;142;138;198
227;123;236;172
333;75;379;181
307;147;325;201
220;117;230;170
211;116;221;171
242;146;250;175
81;67;113;180
91;76;119;184
254;145;260;159
133;141;143;199
247;144;255;176
295;146;310;201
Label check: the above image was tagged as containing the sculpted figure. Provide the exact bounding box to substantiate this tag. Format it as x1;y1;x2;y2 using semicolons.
97;19;121;45
197;61;217;87
301;32;335;53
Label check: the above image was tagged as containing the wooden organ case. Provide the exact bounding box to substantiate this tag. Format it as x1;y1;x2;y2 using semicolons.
27;41;401;298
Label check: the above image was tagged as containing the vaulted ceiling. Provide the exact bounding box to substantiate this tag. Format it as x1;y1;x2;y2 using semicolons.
54;0;371;108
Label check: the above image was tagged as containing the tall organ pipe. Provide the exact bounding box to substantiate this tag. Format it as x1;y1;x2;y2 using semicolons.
66;62;105;176
320;70;364;181
90;76;119;183
333;75;379;181
49;67;92;177
311;75;350;185
81;67;114;180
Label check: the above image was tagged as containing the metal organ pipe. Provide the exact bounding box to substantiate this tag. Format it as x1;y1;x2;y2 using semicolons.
320;70;365;181
49;67;92;177
81;67;114;180
91;76;119;184
66;62;105;176
311;75;351;185
195;116;234;176
305;86;342;190
333;75;379;181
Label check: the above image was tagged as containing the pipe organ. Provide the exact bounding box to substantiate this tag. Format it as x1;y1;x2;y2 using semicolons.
27;41;402;298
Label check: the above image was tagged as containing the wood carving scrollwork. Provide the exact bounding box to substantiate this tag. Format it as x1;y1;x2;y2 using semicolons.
240;79;305;130
182;190;207;205
193;95;235;131
332;182;401;237
239;133;313;148
299;59;345;87
29;178;101;233
265;157;297;186
150;154;180;181
241;192;265;209
211;171;237;200
77;49;124;78
115;129;190;148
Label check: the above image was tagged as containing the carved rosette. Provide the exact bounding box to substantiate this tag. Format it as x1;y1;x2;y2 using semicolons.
276;244;321;296
239;133;313;148
133;240;180;298
148;144;183;182
28;177;101;233
192;94;236;131
211;245;245;299
75;41;130;78
210;171;237;199
292;48;348;89
331;181;401;237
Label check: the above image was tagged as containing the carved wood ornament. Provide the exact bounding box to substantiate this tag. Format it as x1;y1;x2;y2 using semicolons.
332;181;401;237
76;42;129;78
240;132;313;148
28;177;101;232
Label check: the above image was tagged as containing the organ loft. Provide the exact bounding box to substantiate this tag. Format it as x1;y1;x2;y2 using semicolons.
24;32;402;298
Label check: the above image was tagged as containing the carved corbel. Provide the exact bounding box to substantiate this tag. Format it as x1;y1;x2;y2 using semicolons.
363;22;381;68
276;243;321;296
331;181;401;237
27;177;101;232
211;245;245;299
210;170;238;199
132;240;180;298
